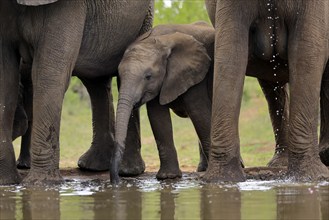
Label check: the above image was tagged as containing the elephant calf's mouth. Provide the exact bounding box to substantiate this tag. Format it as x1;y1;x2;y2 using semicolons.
133;101;142;109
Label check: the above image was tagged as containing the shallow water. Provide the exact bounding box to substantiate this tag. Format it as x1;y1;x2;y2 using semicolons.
1;175;328;220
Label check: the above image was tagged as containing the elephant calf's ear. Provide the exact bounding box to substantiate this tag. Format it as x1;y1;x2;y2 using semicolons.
159;32;211;105
16;0;59;6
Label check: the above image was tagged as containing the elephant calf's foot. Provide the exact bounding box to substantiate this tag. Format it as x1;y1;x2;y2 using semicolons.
287;154;329;181
78;145;111;171
202;157;246;183
320;146;329;166
16;157;31;169
119;153;145;177
267;148;288;167
197;161;208;172
156;166;182;180
22;169;64;185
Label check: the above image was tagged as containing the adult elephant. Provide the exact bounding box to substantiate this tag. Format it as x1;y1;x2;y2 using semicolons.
204;0;329;181
12;62;146;172
0;0;154;185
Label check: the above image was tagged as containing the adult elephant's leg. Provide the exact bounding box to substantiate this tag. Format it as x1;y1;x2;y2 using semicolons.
146;99;181;179
203;3;255;182
319;62;329;166
287;17;329;181
258;79;289;167
77;77;114;171
0;43;21;184
116;78;145;176
16;64;33;169
12;83;28;141
22;3;86;184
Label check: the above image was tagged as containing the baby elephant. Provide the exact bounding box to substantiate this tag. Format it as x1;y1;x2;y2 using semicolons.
110;22;215;183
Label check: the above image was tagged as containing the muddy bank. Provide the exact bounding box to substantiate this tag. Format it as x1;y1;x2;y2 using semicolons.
18;166;290;181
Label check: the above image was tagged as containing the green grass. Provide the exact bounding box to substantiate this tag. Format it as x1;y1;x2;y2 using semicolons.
14;76;275;170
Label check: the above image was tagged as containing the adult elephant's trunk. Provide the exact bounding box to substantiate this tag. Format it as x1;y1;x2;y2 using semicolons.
110;92;134;184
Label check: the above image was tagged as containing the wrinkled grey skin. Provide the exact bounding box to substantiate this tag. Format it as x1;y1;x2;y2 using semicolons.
110;22;215;183
0;0;153;185
12;63;149;172
204;0;329;182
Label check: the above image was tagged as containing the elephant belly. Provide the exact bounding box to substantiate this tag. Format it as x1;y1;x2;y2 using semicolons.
74;29;140;78
73;0;151;78
18;0;151;78
246;57;289;83
247;15;289;82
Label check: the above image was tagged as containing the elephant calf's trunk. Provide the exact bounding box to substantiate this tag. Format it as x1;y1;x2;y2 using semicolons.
110;95;134;184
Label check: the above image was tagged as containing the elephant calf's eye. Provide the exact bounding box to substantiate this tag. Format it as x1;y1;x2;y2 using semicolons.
145;73;152;80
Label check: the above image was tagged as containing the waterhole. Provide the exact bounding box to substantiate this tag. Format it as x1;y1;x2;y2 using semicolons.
1;174;328;220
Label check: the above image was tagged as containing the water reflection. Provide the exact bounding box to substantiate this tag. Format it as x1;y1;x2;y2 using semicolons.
201;185;241;219
276;185;329;220
92;184;142;220
0;186;17;219
160;186;175;219
0;179;328;220
21;187;60;220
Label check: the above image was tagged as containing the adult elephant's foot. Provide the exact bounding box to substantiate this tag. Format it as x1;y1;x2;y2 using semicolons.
0;145;22;185
0;168;21;185
16;156;31;169
22;168;64;185
286;153;329;181
202;157;246;182
78;144;111;171
119;151;145;176
267;147;288;167
319;145;329;166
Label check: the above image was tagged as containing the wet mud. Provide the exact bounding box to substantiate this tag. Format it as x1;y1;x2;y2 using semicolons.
17;166;289;182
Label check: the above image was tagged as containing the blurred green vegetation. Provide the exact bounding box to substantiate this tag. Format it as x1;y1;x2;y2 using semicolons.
154;0;210;25
14;0;275;170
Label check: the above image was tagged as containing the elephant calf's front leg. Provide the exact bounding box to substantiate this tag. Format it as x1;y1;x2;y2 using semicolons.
147;99;182;179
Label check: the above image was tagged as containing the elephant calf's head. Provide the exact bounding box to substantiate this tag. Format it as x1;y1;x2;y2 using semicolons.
118;31;211;107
